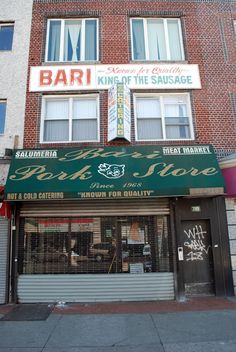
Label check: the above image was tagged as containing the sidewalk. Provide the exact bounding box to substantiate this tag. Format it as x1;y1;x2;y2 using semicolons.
0;297;236;352
1;296;236;316
52;296;236;315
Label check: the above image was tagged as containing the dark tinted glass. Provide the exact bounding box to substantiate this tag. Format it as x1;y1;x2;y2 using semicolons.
0;25;14;50
0;102;6;133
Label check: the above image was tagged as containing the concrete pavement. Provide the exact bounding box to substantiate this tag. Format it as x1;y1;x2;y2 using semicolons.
0;298;236;351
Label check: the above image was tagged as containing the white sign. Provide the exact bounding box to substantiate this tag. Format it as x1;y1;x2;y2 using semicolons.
29;64;201;92
108;84;131;142
129;263;144;274
108;85;118;141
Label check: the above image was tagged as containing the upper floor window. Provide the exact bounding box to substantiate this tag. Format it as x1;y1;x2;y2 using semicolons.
46;18;98;62
0;101;6;134
131;18;184;61
234;20;236;34
0;23;14;51
134;94;193;141
41;95;99;143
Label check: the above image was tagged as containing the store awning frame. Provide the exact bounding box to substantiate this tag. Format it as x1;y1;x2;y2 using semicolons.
4;145;225;201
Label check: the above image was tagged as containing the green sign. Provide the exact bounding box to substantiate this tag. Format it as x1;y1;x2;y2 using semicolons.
4;145;225;201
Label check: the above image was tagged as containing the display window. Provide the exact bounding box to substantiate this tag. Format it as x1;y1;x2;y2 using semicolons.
19;216;173;274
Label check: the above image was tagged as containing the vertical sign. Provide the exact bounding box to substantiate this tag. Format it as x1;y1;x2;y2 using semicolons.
108;84;131;142
108;85;117;141
123;84;131;141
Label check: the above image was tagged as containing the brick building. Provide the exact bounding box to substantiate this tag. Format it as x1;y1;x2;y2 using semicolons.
4;0;236;302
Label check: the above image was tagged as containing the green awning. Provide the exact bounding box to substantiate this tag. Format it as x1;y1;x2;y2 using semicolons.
4;145;225;201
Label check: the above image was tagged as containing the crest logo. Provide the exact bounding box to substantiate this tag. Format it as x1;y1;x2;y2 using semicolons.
98;163;125;179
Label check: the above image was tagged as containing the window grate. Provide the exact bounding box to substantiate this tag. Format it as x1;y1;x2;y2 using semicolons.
18;216;173;275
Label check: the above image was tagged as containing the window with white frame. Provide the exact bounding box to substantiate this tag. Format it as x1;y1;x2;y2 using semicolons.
0;23;14;51
0;101;7;134
131;18;184;61
41;95;99;143
134;94;193;141
46;18;98;62
234;20;236;34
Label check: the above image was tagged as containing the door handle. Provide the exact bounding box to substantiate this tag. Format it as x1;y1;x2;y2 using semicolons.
178;247;184;261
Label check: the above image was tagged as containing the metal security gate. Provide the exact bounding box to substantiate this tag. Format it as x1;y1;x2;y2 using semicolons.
0;218;9;304
17;199;175;303
18;273;174;303
19;199;170;217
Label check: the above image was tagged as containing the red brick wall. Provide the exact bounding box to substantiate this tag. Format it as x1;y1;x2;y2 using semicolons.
24;0;236;153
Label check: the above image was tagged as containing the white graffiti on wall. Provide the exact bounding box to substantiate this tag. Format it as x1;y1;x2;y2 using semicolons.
183;225;211;261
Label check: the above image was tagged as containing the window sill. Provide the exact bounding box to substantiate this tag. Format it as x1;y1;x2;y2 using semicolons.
135;138;195;142
0;49;13;52
39;140;100;144
42;61;101;66
129;60;188;64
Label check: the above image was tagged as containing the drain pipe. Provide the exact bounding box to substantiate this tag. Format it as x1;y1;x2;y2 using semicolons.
8;204;17;303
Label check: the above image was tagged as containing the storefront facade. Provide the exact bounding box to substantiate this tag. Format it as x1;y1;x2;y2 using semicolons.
220;154;236;296
5;145;234;302
3;0;235;303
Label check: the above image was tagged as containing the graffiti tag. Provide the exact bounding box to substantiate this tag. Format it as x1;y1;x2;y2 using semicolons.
183;225;211;261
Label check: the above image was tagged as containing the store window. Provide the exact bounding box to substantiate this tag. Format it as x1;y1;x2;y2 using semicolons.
19;216;173;275
40;95;99;143
130;18;184;61
46;18;98;62
134;93;193;141
0;101;6;134
0;23;14;51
